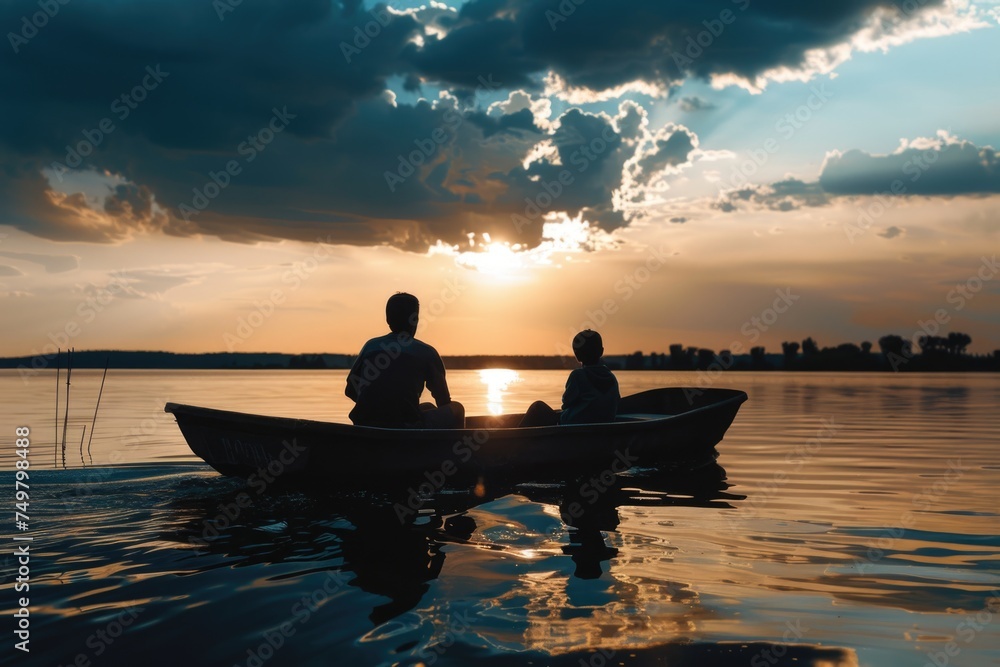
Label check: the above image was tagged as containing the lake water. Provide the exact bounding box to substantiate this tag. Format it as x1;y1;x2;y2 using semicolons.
2;369;999;667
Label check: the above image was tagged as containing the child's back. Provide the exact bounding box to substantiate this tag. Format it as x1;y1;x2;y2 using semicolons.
560;363;619;424
518;329;619;428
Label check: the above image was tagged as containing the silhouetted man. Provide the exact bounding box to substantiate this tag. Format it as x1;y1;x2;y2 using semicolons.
346;292;465;428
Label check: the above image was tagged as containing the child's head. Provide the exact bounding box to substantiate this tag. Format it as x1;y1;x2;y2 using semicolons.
572;329;604;365
386;292;419;334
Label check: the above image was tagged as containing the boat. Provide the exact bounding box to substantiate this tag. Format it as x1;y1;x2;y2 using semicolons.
164;387;748;485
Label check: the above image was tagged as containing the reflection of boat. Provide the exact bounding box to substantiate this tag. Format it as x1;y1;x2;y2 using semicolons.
167;462;738;625
164;387;748;483
163;465;858;667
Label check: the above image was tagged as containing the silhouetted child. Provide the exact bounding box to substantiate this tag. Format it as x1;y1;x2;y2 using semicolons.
520;330;620;427
346;292;465;428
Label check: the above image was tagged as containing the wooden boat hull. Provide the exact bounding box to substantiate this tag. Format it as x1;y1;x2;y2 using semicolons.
164;387;748;485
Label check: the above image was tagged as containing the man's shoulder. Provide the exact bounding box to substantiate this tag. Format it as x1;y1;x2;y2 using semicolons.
357;333;406;355
358;333;388;350
359;334;441;360
409;337;444;360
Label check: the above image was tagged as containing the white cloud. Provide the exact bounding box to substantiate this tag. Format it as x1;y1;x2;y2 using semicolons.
543;72;669;104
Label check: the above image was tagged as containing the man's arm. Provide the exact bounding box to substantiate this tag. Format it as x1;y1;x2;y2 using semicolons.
425;349;451;407
345;348;366;402
609;373;621;413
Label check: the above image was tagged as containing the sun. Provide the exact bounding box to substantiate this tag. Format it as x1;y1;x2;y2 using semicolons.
456;240;530;277
440;219;614;279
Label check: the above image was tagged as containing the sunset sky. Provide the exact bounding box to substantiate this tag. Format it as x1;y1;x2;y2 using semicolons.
1;0;998;357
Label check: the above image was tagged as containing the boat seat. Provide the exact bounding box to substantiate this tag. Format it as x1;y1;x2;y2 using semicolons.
615;413;668;421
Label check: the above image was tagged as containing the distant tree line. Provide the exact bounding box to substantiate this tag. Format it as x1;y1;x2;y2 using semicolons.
613;332;999;372
1;336;996;372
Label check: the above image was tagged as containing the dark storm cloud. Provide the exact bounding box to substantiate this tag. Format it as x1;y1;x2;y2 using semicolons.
714;178;831;212
410;0;950;93
819;137;1000;195
0;0;434;244
716;137;1000;215
467;107;633;240
2;1;420;154
0;0;962;250
636;128;696;176
0;0;577;250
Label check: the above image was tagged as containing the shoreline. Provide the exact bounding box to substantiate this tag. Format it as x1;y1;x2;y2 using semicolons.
1;349;997;373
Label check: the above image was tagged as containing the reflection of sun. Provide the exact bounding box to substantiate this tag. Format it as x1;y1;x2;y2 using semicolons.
479;368;521;415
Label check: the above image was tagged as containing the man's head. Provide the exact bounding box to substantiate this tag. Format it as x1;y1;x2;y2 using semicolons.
572;329;603;365
386;292;419;335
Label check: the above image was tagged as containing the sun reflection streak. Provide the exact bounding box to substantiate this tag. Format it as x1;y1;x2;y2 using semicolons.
478;368;521;415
